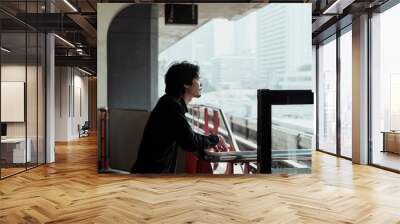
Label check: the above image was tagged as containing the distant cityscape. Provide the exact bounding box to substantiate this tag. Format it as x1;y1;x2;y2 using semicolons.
159;4;313;129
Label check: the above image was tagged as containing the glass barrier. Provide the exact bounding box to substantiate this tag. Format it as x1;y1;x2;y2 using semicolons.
1;31;28;178
187;103;313;175
271;105;313;174
0;3;46;179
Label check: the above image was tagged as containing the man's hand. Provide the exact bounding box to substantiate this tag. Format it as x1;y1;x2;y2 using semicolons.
214;135;229;152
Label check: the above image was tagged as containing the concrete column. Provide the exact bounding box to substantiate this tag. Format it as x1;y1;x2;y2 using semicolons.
97;3;131;109
97;4;159;171
46;33;55;163
352;14;369;164
107;4;159;111
55;67;72;141
45;0;56;163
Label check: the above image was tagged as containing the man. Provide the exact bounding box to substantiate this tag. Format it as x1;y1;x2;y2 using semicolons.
131;61;227;173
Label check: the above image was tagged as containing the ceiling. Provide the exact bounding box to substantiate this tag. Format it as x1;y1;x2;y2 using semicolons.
1;1;269;74
158;3;266;52
0;0;393;74
1;1;273;52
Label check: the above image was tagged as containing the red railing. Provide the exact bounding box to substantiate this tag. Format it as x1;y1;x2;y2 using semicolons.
186;105;254;174
98;108;110;172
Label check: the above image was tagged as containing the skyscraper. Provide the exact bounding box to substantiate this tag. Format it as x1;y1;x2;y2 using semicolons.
256;4;312;90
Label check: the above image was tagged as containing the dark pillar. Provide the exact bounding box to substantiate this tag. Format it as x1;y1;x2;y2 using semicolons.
106;4;158;171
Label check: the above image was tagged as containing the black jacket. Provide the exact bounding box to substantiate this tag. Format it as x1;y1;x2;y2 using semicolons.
131;94;219;173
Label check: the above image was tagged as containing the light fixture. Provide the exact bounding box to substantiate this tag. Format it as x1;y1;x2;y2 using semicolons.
1;47;11;53
76;48;86;56
322;0;354;15
54;34;75;48
63;0;78;12
78;67;93;76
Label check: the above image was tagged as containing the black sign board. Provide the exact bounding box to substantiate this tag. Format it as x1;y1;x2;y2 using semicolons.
165;4;198;25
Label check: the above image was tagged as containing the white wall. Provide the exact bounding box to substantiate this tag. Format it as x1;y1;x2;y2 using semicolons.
1;64;46;164
1;65;26;81
72;73;89;138
1;65;37;137
55;67;89;141
55;67;68;141
1;65;26;140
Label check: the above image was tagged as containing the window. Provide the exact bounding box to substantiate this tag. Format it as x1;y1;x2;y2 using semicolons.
159;4;313;173
340;29;352;158
317;37;337;155
371;4;400;171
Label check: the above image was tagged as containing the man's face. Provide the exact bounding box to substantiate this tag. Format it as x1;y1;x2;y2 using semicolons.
186;78;202;98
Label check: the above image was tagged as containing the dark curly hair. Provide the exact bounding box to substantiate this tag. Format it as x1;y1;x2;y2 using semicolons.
164;61;199;97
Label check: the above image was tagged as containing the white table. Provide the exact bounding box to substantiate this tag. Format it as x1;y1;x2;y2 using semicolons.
1;138;31;163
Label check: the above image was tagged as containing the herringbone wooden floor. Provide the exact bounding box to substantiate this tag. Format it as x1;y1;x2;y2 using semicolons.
1;135;400;223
